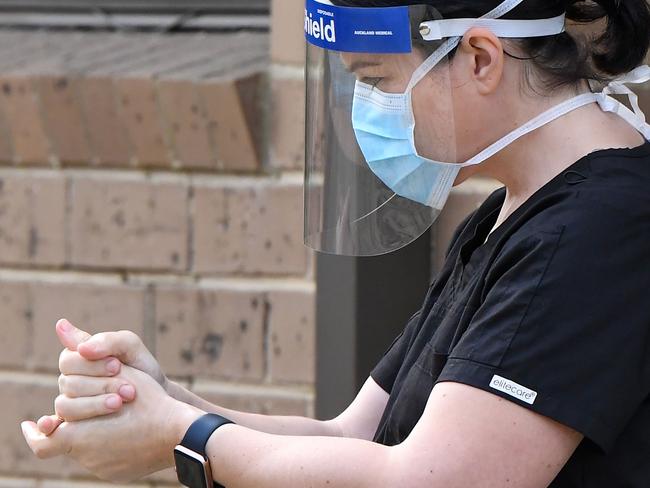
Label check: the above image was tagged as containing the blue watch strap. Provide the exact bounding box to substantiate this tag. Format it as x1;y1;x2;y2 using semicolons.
180;413;234;488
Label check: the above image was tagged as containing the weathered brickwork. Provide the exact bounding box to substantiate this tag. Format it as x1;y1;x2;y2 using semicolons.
0;12;314;487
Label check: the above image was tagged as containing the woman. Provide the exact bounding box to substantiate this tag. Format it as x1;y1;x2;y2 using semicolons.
21;0;650;486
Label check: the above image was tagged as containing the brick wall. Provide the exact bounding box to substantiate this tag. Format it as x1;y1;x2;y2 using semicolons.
0;10;315;488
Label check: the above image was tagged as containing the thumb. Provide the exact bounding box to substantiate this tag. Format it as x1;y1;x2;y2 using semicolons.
55;319;91;352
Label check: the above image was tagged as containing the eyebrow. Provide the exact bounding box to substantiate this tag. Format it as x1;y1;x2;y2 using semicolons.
346;60;382;73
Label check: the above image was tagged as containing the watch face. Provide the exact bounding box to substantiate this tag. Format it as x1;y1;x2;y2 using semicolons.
174;447;209;488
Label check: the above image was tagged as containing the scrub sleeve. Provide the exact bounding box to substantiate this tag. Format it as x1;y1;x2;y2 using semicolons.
436;201;650;453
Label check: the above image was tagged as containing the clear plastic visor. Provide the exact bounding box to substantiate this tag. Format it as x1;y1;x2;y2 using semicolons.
304;3;457;256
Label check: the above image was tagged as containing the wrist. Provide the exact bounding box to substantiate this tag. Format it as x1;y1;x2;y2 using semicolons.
164;400;205;465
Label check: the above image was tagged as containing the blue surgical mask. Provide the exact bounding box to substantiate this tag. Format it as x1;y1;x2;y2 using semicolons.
351;79;461;210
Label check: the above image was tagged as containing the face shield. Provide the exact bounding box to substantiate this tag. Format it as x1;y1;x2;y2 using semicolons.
303;0;568;256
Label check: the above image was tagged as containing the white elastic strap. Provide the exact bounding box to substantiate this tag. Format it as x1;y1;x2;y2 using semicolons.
601;65;650;123
419;14;566;41
459;71;650;169
460;93;603;167
406;37;461;92
596;64;650;139
597;94;650;140
406;0;526;91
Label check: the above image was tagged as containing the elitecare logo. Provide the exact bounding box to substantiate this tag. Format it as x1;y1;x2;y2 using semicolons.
490;375;538;405
305;8;337;43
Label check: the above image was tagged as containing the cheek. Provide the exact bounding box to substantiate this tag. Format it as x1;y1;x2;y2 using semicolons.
411;76;500;163
411;76;459;162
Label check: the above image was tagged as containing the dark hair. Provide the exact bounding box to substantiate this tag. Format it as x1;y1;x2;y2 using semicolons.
331;0;650;91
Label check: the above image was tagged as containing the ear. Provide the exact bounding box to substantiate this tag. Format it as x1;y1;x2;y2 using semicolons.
457;27;505;95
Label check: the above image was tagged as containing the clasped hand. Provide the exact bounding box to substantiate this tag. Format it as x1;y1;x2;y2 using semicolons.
20;319;190;483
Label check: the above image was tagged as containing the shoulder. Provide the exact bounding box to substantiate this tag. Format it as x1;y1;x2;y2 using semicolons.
505;146;650;251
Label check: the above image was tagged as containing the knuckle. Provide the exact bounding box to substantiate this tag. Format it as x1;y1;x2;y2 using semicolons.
121;329;141;347
57;374;66;392
58;349;69;372
54;394;68;417
92;331;108;345
58;350;83;375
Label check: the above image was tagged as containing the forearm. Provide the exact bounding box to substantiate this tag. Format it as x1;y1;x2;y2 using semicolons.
206;423;397;488
167;380;342;438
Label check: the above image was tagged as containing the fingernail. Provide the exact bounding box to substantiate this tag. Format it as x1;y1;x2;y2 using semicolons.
58;319;70;332
118;384;135;400
106;395;121;409
106;359;120;374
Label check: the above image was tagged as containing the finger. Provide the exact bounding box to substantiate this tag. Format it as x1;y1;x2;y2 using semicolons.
54;393;124;422
59;349;121;377
77;330;143;365
21;420;71;459
59;375;136;401
37;415;63;436
56;318;92;352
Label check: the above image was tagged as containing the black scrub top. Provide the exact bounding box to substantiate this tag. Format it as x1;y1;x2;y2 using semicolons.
370;141;650;487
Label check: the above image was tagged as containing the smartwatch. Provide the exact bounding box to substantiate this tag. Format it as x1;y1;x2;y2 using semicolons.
174;413;234;488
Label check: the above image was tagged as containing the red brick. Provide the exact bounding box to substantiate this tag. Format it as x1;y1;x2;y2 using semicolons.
231;73;265;172
192;182;308;276
0;281;30;369
0;76;52;166
81;34;177;77
0;98;14;165
0;173;66;267
199;77;261;173
157;80;217;170
37;76;92;165
29;281;146;371
78;77;133;167
69;176;188;271
40;480;149;488
191;382;313;417
114;78;171;168
270;0;306;66
269;75;305;170
154;286;265;381
0;477;38;487
267;289;315;384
